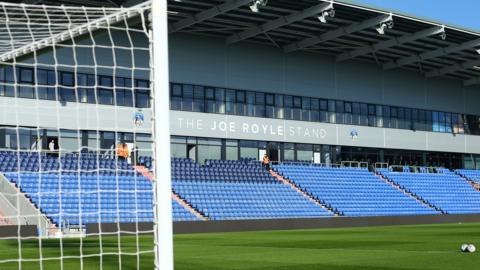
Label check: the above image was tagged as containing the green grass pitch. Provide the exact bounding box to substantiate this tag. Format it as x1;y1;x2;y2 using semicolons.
0;222;479;269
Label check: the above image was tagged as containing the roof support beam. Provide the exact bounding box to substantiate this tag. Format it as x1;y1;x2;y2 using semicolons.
226;2;332;44
425;58;480;78
336;26;444;62
283;14;392;53
169;0;252;34
383;38;480;70
464;77;480;86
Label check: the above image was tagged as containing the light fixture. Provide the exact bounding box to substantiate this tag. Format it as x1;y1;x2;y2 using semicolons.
476;48;480;55
317;8;335;23
440;32;447;40
249;0;267;13
376;20;394;35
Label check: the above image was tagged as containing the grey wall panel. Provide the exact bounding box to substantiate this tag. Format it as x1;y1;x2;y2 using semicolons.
171;111;480;154
383;69;425;109
0;97;151;133
336;60;383;104
169;34;226;87
427;133;466;153
225;42;285;94
425;77;464;113
385;129;427;151
20;30;150;79
465;136;480;154
464;85;480;115
169;33;480;115
284;51;336;99
336;125;384;148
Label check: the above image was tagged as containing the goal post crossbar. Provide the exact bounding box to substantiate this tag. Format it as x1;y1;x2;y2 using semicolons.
0;1;151;62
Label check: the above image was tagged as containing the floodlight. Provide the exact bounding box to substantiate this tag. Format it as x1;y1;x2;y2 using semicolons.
249;0;267;13
440;32;446;40
317;8;335;23
476;48;480;54
376;20;393;35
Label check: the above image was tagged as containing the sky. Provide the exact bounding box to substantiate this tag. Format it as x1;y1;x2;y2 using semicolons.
345;0;480;32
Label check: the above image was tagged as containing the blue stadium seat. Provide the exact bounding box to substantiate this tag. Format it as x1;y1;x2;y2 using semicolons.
273;164;437;217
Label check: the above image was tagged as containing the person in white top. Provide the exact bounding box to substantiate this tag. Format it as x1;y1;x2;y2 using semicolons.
49;140;55;151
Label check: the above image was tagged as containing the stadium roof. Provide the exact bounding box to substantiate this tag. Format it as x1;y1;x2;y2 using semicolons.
166;0;480;86
3;0;480;86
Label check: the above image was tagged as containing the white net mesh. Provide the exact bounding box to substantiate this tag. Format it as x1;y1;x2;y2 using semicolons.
0;1;168;269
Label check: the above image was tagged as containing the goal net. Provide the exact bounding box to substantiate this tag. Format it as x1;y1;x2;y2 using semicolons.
0;1;172;269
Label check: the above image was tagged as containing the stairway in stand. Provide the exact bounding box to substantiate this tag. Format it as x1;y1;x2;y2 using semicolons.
269;170;340;216
172;192;208;221
376;172;444;214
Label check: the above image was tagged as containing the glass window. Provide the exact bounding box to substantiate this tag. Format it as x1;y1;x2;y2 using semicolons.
445;112;452;133
123;79;133;107
275;94;284;107
283;143;295;161
360;104;368;115
296;144;313;162
2;66;15;97
293;96;301;108
225;89;235;114
328;100;335;112
239;140;258;159
310;98;319;121
438;112;446;132
335;101;344;113
135;80;150;108
345;102;352;113
59;71;76;102
171;84;182;97
266;94;274;106
320;99;327;111
255;92;265;117
204;87;215;113
18;68;34;98
226;140;238;160
98;75;113;105
376;105;383;128
236;90;245;103
275;94;284;119
205;87;214;100
215;88;225;113
193;85;204;112
183;84;193;98
0;66;4;96
193;85;204;99
77;73;96;104
255;92;265;105
171;143;186;158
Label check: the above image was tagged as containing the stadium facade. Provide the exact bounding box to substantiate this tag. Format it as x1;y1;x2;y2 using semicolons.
1;0;480;170
167;0;480;170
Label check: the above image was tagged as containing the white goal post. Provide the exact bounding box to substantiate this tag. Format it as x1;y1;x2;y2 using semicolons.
0;1;173;269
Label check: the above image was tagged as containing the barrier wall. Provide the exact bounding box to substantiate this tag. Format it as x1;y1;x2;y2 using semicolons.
173;214;480;234
85;214;480;236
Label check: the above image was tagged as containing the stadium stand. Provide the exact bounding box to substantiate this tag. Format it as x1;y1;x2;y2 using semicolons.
171;199;200;222
456;169;480;183
5;149;480;226
380;171;480;214
171;158;334;220
273;164;437;216
0;150;157;227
